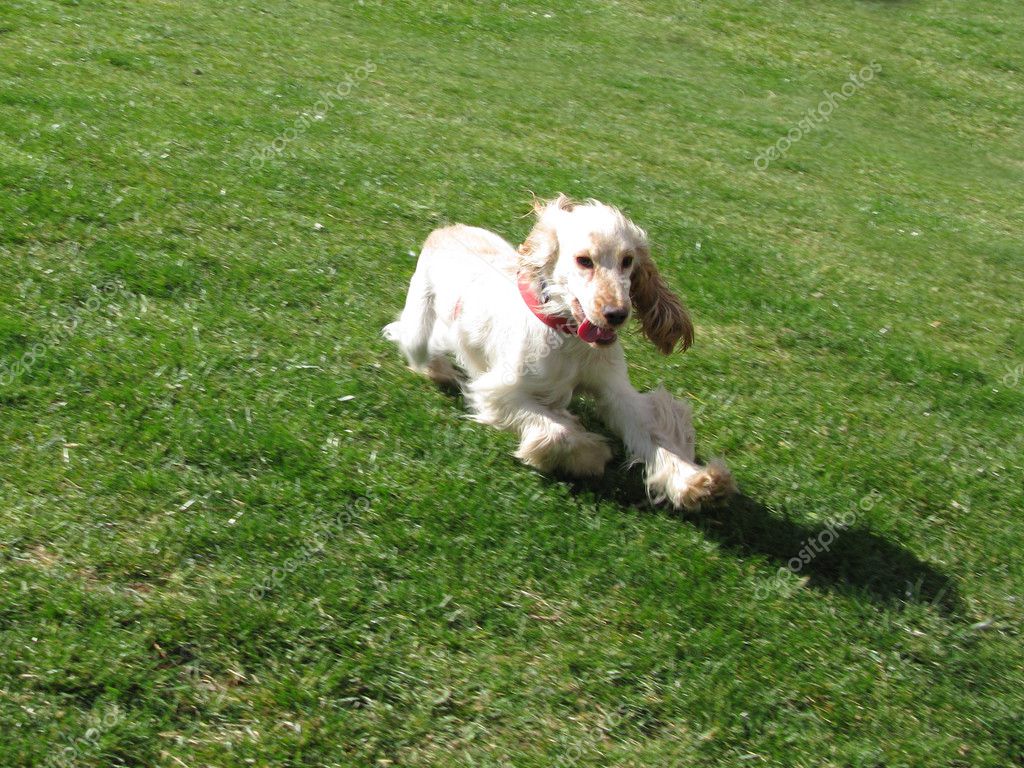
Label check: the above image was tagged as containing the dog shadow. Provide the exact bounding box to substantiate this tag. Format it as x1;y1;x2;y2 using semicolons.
565;465;961;614
433;385;959;612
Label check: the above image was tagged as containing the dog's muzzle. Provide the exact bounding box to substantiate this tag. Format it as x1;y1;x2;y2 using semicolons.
571;299;617;345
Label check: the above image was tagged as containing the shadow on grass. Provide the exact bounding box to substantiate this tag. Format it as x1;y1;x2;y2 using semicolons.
569;465;962;614
436;384;960;612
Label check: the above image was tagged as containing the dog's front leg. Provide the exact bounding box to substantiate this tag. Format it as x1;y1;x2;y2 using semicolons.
512;403;613;477
466;370;611;478
593;367;733;509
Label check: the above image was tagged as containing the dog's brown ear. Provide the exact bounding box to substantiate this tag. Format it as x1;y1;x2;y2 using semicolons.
519;194;574;280
517;221;556;282
630;248;693;354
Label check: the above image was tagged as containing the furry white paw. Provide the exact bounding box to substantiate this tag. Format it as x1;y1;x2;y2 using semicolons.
673;460;735;509
562;432;613;477
516;424;611;478
648;453;735;510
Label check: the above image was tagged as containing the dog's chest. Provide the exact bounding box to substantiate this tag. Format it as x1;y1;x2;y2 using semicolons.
519;338;595;405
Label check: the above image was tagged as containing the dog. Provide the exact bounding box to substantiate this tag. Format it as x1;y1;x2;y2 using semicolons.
384;195;734;509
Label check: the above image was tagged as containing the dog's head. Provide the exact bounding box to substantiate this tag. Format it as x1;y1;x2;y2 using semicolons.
518;194;693;353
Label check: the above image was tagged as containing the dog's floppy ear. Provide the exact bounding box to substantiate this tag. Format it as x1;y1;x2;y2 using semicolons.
630;247;693;354
518;194;576;280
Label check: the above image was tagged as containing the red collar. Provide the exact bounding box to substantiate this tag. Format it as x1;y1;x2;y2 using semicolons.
517;273;575;334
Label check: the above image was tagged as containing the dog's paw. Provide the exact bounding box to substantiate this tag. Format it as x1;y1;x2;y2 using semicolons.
648;453;735;510
562;432;613;477
517;425;611;478
670;459;735;510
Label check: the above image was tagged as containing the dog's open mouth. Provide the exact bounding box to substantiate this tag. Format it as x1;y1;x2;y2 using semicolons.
571;299;617;346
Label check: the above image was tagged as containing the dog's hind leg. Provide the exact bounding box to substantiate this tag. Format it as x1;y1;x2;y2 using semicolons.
421;324;461;386
384;267;436;370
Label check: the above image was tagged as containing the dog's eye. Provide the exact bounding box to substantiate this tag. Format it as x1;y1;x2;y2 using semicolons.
621;255;634;269
576;256;594;269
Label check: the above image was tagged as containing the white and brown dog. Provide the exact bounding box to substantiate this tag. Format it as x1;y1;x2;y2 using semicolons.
385;195;734;509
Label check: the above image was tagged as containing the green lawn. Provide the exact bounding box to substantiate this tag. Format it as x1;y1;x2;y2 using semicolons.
1;0;1022;765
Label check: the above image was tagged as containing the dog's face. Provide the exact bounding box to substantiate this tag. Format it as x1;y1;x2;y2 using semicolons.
549;203;640;344
519;195;693;353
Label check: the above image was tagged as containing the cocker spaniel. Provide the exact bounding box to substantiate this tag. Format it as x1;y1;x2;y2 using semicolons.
384;195;734;509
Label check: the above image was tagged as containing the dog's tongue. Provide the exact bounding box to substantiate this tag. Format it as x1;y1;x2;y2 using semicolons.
577;319;617;345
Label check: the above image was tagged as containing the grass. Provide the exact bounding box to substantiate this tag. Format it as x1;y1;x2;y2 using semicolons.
1;0;1022;765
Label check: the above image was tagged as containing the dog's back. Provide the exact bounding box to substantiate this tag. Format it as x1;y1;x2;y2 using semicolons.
384;224;523;379
420;224;517;279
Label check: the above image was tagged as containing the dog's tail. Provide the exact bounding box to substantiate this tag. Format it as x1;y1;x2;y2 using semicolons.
383;265;435;369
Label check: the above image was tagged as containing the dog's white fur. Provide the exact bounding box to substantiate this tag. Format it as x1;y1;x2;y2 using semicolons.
384;195;734;509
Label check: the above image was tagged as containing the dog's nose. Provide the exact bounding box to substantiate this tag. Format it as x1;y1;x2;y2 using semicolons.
603;307;628;326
